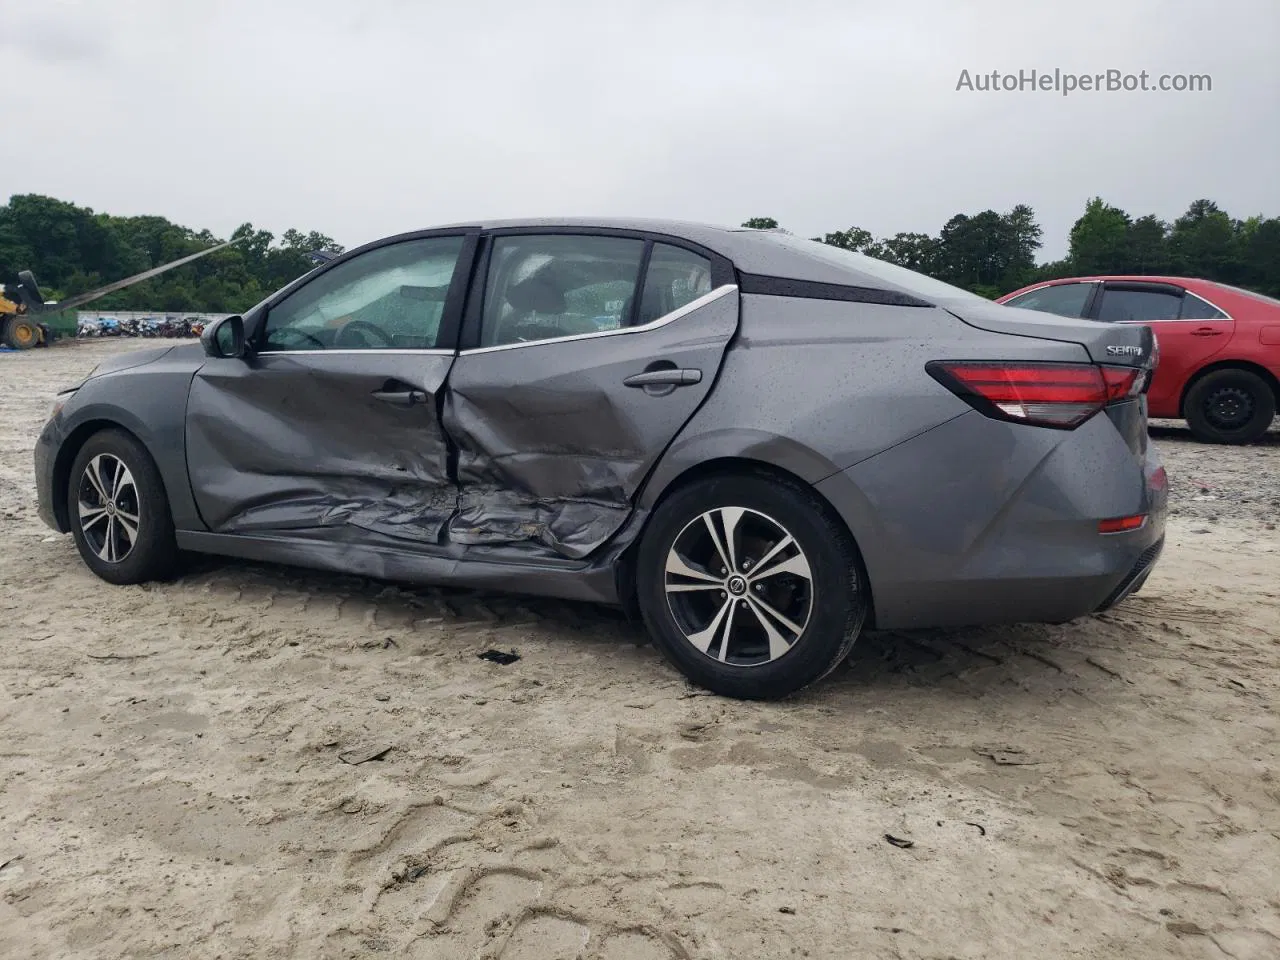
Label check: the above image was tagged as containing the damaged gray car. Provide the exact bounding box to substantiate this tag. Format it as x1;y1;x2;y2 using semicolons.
35;219;1167;699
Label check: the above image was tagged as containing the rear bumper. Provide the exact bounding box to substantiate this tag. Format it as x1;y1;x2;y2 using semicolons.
1094;534;1164;612
817;410;1168;630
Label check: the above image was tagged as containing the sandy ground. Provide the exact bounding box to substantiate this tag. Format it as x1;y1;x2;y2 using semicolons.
1;340;1278;960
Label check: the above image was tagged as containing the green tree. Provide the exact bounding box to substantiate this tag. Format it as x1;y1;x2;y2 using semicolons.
1123;215;1172;274
936;210;1025;293
741;217;779;230
876;232;940;274
1238;216;1280;295
814;226;876;252
1068;198;1131;275
1169;199;1240;282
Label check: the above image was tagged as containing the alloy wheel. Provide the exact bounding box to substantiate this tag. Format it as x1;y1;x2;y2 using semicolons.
664;506;814;666
77;454;140;564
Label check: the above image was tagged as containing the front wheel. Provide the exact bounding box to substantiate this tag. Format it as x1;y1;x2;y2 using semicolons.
66;429;178;585
1184;369;1276;444
635;473;868;700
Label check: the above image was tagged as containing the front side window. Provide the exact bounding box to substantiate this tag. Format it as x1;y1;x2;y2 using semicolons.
1097;288;1182;322
1004;282;1093;318
480;235;645;347
638;244;714;325
261;236;464;351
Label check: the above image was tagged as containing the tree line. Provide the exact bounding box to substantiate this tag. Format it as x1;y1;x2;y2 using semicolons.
0;194;343;314
2;193;1277;315
745;197;1280;299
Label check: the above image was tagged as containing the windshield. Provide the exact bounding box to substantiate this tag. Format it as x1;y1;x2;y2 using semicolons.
762;233;992;303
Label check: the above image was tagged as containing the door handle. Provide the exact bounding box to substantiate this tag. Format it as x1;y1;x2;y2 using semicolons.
1190;327;1224;337
623;368;702;387
372;388;428;406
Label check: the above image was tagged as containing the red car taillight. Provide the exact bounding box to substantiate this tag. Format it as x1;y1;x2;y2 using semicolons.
926;361;1141;429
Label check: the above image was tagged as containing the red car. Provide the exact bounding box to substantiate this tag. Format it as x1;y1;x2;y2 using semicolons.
998;276;1280;444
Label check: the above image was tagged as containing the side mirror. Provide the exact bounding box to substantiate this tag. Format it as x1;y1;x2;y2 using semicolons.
201;314;246;359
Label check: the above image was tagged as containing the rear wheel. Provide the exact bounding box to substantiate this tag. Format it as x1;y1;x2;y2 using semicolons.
67;429;178;585
635;473;868;700
1184;369;1276;444
3;316;40;349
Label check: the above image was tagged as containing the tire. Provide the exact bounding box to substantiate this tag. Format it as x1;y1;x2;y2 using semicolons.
635;472;868;700
3;317;40;350
66;429;178;585
1184;369;1276;444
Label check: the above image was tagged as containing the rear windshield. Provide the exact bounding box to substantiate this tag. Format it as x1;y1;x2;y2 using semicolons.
1216;283;1280;309
761;233;991;304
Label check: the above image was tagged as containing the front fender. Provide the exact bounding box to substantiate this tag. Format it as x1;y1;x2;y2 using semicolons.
50;357;206;532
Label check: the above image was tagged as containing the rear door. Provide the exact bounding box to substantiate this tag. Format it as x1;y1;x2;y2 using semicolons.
1091;281;1234;414
441;231;739;560
185;231;477;547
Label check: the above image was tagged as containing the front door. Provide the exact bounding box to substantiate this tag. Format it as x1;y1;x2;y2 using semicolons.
185;232;476;548
441;232;739;560
1092;281;1235;415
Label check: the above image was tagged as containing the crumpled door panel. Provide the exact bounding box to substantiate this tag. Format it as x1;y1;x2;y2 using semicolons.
186;353;456;545
441;290;740;560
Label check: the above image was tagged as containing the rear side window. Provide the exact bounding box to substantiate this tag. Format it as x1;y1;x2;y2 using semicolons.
480;234;645;347
1179;292;1228;319
638;245;713;325
1097;288;1181;322
1004;283;1093;318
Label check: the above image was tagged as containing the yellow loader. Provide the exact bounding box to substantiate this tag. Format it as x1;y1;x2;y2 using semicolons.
1;238;244;350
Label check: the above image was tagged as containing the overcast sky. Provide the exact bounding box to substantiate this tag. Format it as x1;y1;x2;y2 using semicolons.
3;0;1277;260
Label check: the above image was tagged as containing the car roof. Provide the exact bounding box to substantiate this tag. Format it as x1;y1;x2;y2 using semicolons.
1002;275;1280;314
432;216;750;238
1011;275;1220;289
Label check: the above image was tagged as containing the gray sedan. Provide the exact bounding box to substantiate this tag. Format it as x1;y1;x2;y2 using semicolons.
34;219;1167;699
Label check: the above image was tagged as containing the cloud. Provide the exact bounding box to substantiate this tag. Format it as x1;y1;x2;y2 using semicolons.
2;0;1277;262
0;1;114;64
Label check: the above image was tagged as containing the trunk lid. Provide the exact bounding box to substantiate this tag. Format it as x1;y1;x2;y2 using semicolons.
940;297;1156;369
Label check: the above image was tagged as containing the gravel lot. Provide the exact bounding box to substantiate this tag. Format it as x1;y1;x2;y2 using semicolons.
1150;420;1280;527
2;340;1278;960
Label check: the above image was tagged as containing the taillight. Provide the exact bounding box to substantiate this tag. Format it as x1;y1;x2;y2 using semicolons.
1101;366;1141;400
926;361;1140;429
1098;514;1147;534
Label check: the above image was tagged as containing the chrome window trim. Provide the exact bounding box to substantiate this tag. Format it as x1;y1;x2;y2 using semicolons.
1179;289;1233;321
255;348;456;357
1103;285;1234;324
460;283;738;356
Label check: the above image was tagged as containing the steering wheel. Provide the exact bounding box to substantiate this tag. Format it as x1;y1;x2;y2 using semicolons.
266;327;326;350
335;320;393;349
